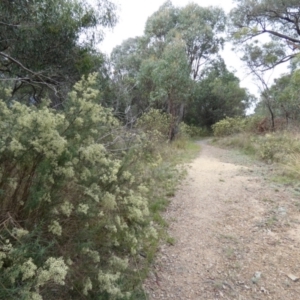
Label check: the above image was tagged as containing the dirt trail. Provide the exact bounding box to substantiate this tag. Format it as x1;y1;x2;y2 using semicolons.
144;140;300;299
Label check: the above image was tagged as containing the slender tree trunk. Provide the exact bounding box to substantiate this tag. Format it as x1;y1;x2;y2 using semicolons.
266;99;275;131
178;103;185;123
168;93;176;141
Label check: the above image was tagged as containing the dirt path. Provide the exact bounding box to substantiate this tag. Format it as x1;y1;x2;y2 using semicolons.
144;140;300;299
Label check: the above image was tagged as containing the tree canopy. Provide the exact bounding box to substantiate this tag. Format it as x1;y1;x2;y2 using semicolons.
109;1;249;130
0;0;117;105
186;59;252;127
145;1;226;79
230;0;300;71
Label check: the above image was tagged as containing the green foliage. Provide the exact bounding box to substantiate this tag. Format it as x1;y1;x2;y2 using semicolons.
212;115;267;137
255;133;298;162
144;2;226;79
229;0;300;71
229;1;300;126
185;60;253;128
264;69;300;122
178;123;209;138
0;74;173;299
136;108;171;140
138;39;192;116
135;110;205;152
110;2;229;130
0;0;117;104
0;73;199;299
215;117;239;136
215;130;300;173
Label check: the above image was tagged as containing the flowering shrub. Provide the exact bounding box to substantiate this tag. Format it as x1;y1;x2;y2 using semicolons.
0;74;159;299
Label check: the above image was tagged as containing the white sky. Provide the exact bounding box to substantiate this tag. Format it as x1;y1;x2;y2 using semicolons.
98;0;288;109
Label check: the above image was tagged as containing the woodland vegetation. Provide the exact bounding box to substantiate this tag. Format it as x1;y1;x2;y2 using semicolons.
0;0;299;299
213;0;300;179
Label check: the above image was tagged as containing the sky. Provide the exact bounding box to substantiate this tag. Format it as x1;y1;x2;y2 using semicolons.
98;0;288;109
100;0;234;54
99;0;233;54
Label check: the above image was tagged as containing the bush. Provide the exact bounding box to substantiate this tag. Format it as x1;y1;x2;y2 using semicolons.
0;74;160;299
255;132;299;162
212;117;245;136
179;123;210;138
212;116;266;137
214;129;300;168
136;109;171;139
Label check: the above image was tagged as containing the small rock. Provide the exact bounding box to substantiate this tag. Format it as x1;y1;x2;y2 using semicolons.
254;271;262;278
260;287;269;294
278;207;287;215
287;274;300;282
251;272;261;284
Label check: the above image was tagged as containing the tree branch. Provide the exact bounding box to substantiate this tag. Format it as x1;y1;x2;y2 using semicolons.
0;21;20;27
263;29;300;44
0;51;60;93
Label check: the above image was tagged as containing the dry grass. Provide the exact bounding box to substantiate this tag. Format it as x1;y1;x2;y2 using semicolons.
214;129;300;181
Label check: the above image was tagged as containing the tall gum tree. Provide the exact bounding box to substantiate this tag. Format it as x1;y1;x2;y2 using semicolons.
229;0;300;128
110;37;148;123
229;0;300;71
144;1;226;79
148;40;191;139
185;59;252;127
111;2;248;134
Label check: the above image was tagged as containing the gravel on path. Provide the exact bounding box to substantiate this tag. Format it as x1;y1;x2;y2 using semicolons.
144;140;300;300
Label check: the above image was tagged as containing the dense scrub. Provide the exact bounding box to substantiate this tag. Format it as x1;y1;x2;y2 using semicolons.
0;74;198;299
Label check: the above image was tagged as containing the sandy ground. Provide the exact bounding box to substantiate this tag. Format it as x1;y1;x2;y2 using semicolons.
144;140;300;299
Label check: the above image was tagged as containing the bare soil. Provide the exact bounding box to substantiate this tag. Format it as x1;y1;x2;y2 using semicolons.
144;140;300;299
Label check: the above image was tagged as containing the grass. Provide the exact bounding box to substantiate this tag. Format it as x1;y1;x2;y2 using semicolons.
166;236;176;245
271;174;296;185
213;130;300;183
130;137;201;296
224;247;235;259
265;215;279;227
172;138;201;164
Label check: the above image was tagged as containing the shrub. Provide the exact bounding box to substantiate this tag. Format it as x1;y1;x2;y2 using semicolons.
136;108;171;139
179;123;210;138
0;74;159;299
256;132;299;163
212;117;245;137
135;109;171;159
212;116;267;137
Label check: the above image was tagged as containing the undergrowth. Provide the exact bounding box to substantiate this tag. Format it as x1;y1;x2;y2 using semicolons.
212;116;300;182
0;78;200;299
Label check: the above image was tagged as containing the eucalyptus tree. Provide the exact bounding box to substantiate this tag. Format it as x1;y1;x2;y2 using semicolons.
111;1;226;127
0;0;117;106
266;69;300;123
229;0;300;127
111;1;251;135
145;1;226;79
111;37;191;136
229;0;300;71
110;37;148;123
142;40;192;139
185;59;252;127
